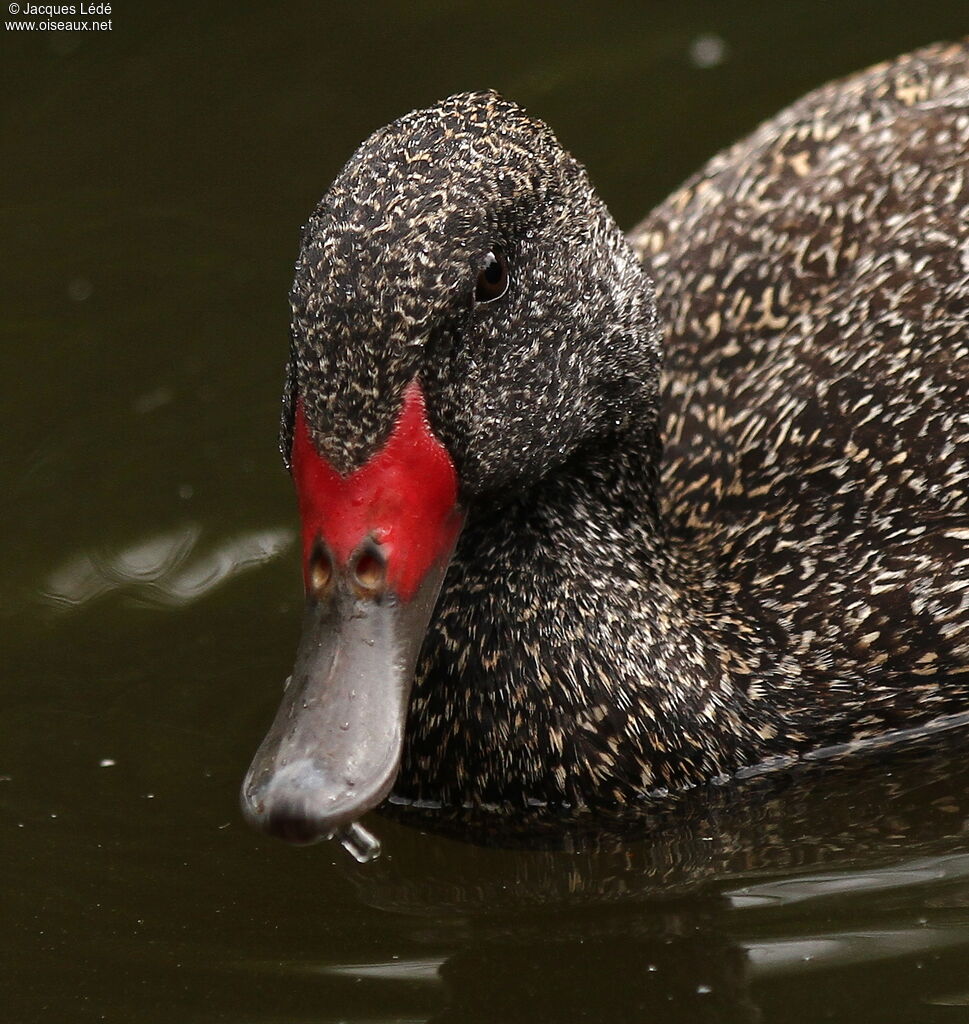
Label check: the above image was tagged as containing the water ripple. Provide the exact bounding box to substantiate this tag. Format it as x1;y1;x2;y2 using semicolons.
725;852;969;910
41;524;294;608
748;924;969;977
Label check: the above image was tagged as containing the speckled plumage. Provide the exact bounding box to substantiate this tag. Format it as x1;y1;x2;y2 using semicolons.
285;42;969;813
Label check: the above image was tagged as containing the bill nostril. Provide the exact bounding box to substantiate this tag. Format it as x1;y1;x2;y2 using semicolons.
308;540;334;601
355;552;384;589
306;536;388;599
351;540;387;595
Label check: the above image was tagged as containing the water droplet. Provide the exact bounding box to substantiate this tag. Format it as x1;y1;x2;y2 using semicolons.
335;821;381;863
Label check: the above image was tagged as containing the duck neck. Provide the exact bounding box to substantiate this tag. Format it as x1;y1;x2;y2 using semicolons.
400;416;777;810
466;416;670;584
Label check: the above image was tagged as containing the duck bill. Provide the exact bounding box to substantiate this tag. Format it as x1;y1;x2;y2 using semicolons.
240;543;458;844
242;377;463;844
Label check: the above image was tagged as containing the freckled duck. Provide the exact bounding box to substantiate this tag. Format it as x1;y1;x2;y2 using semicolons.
242;41;969;844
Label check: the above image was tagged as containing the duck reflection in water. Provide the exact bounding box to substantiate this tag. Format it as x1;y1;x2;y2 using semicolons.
328;732;969;1024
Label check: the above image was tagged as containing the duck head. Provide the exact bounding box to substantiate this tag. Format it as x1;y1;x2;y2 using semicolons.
241;90;660;843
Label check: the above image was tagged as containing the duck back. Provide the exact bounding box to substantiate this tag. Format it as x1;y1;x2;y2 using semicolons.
626;42;969;745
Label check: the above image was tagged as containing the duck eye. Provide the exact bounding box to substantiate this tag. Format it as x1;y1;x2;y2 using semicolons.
475;250;509;303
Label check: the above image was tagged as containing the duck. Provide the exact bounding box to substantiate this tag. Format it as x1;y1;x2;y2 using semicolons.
241;40;969;845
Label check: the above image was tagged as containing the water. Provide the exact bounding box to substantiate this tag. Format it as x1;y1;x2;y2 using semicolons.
4;2;969;1020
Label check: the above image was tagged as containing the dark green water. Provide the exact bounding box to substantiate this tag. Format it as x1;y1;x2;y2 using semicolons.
4;3;969;1021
